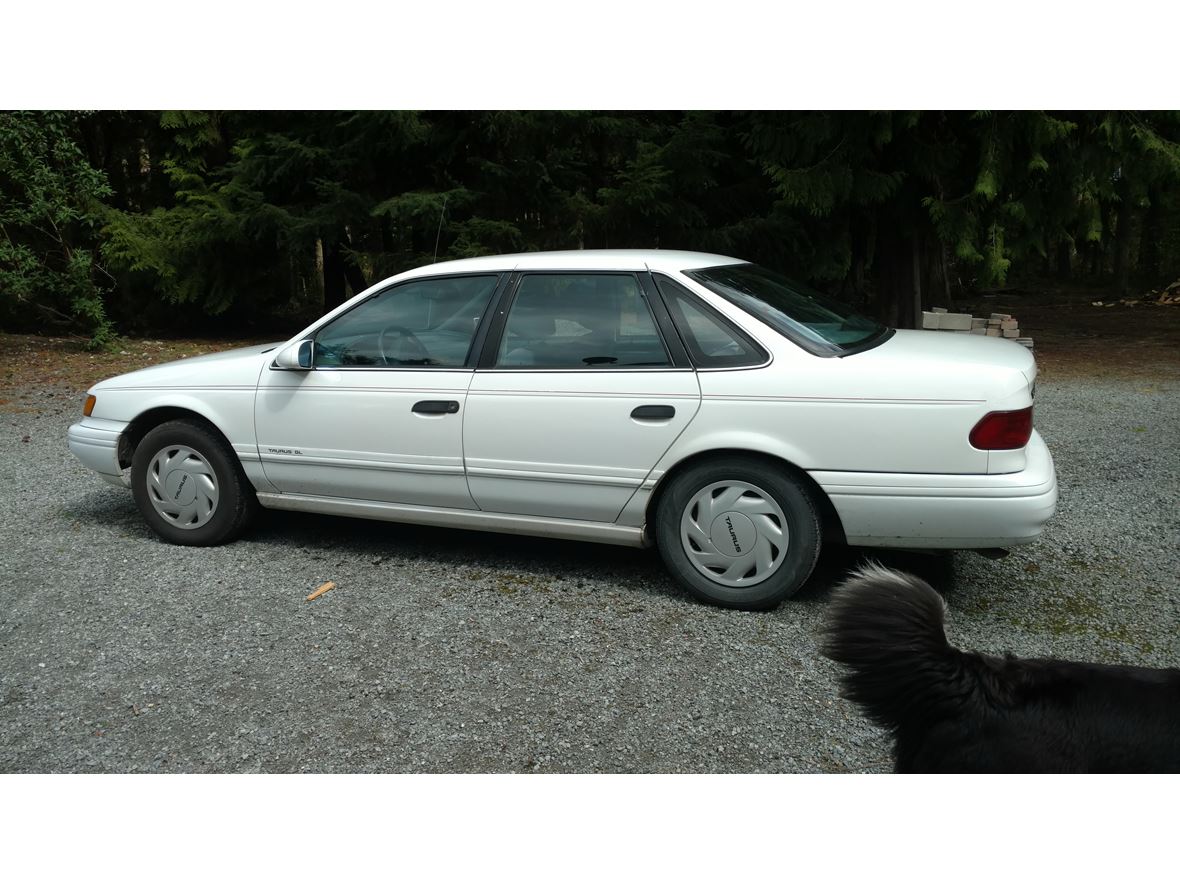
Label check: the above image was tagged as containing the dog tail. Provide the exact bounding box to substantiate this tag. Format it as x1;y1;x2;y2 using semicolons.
821;563;967;733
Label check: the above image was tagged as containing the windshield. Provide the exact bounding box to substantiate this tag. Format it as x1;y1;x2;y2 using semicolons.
685;264;890;356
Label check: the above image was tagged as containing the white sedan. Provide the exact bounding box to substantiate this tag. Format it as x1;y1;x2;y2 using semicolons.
68;250;1057;609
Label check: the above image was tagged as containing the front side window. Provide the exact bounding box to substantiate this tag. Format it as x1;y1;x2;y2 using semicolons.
495;273;671;369
314;274;498;367
686;264;890;356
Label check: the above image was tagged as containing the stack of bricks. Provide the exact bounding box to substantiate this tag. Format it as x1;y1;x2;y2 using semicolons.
921;308;1033;349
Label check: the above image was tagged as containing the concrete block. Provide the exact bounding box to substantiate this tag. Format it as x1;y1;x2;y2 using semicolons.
1000;318;1019;330
986;328;1001;336
921;311;941;330
940;313;973;331
1002;328;1020;338
932;307;948;314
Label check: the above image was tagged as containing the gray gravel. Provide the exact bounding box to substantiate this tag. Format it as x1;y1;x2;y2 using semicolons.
1;364;1177;773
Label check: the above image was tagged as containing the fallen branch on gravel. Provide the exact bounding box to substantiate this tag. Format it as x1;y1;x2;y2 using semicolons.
306;581;336;601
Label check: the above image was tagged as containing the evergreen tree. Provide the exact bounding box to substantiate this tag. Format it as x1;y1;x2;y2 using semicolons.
0;111;114;346
8;109;1180;338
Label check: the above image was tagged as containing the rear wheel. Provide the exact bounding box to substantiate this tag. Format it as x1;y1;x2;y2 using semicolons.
655;457;821;610
131;419;258;545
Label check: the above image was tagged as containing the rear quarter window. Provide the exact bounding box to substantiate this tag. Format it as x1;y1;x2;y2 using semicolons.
653;275;768;369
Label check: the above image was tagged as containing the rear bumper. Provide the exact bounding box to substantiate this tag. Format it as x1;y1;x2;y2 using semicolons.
811;431;1058;548
67;418;131;487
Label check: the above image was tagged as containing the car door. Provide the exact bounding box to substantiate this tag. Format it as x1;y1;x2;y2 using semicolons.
255;273;502;509
463;271;701;523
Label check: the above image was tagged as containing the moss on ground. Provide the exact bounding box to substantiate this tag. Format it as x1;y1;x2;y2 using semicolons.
956;561;1153;654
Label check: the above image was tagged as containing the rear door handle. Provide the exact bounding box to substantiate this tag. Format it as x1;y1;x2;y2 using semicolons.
631;405;675;420
412;400;460;414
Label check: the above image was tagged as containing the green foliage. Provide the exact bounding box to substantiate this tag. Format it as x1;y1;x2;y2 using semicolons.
0;111;114;346
447;218;524;258
734;109;1180;295
7;110;1180;336
982;223;1012;285
973;167;1000;201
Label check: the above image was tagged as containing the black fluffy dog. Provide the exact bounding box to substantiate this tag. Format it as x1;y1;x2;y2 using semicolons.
822;564;1180;773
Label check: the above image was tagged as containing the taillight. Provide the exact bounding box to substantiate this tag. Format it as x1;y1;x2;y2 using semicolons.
969;406;1033;450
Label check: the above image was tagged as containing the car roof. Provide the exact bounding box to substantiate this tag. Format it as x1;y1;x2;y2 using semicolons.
391;249;745;281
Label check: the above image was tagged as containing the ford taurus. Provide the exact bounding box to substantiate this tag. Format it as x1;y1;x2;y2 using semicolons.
67;250;1057;609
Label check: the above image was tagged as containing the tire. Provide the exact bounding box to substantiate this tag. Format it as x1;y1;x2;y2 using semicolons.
130;419;258;546
655;456;822;610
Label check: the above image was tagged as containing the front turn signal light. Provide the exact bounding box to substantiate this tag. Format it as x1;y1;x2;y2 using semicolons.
83;394;96;417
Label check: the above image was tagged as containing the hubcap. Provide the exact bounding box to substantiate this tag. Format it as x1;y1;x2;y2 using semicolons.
680;481;788;587
146;445;219;529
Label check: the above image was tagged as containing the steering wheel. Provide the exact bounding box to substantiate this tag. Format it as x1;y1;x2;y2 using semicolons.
377;325;429;365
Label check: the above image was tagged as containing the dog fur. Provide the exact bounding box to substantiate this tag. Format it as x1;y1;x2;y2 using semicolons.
821;563;1180;773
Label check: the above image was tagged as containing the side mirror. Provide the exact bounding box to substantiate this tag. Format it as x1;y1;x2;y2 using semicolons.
273;339;313;370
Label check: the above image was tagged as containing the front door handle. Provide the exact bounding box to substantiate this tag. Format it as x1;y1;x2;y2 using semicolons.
631;405;675;420
412;400;460;415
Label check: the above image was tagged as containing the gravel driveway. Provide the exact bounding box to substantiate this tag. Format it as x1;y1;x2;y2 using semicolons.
1;361;1177;772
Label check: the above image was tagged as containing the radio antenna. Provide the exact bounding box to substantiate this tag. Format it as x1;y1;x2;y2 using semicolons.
432;194;449;263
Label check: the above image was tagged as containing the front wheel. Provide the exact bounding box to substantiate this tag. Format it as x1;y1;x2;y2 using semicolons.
655;457;821;610
131;419;258;546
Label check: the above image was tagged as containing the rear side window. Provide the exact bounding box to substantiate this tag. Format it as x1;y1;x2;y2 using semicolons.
654;275;767;369
496;273;672;369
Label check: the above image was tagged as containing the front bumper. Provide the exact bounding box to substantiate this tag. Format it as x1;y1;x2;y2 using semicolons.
67;418;131;487
810;430;1058;548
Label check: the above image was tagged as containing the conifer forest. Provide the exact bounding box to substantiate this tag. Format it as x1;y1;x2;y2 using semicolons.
2;110;1178;347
